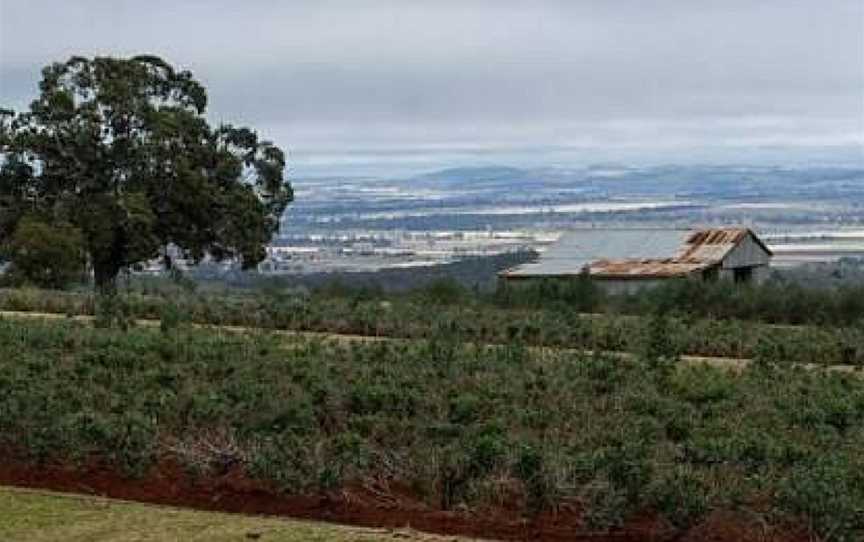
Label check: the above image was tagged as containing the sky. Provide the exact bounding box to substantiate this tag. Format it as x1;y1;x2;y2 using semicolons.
1;0;863;174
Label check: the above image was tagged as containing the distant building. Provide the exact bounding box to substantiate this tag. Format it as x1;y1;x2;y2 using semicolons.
499;228;773;293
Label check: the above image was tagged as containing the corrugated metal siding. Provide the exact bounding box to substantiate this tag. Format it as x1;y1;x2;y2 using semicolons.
502;229;690;277
721;235;772;268
599;279;681;295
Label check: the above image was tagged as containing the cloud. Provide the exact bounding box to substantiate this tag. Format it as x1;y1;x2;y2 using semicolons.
1;0;862;156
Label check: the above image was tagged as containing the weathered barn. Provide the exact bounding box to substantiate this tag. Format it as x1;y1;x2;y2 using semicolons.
499;228;772;293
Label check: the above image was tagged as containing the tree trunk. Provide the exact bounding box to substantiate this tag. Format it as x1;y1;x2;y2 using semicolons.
93;261;120;296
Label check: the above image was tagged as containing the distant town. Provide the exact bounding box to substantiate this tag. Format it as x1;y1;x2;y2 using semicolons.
153;163;864;275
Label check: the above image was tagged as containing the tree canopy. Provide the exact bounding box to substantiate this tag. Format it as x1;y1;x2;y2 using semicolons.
3;216;85;289
0;55;293;291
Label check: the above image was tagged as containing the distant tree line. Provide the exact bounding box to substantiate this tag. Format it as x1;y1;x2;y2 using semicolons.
188;250;538;294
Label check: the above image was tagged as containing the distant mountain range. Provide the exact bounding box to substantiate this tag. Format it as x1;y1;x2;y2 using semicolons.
283;163;864;232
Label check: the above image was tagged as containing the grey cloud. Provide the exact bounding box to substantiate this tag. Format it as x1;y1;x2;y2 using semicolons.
1;0;862;155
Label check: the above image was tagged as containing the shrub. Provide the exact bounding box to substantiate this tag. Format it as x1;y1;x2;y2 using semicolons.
4;217;85;289
94;293;134;330
778;456;864;541
640;310;681;368
419;278;466;306
649;468;710;528
513;444;552;513
1;314;864;539
159;302;185;333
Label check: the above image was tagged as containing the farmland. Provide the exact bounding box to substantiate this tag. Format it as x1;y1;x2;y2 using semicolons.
1;313;863;540
3;7;864;541
1;276;864;366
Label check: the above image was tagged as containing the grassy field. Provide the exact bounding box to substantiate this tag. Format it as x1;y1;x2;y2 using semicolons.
0;487;456;542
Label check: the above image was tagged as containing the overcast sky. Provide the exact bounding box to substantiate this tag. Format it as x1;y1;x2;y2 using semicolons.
1;0;862;171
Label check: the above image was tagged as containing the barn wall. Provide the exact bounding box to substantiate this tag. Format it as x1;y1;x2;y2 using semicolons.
596;278;678;295
499;276;679;295
497;277;540;292
718;268;734;281
719;265;770;283
753;265;770;284
721;235;771;269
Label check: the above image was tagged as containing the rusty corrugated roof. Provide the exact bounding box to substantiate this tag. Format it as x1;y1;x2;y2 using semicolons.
500;227;769;280
588;228;762;278
674;228;749;263
587;258;711;278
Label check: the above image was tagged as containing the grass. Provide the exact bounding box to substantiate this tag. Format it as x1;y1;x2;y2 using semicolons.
0;487;459;542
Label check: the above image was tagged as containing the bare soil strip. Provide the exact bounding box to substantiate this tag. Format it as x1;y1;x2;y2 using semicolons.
0;459;816;542
0;459;672;542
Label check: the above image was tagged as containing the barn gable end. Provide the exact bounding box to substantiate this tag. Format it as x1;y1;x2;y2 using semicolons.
720;232;772;269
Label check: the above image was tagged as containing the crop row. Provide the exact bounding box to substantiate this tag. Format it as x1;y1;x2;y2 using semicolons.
1;286;863;365
1;317;863;539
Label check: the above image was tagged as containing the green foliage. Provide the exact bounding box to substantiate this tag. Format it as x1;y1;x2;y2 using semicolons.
582;483;630;530
94;292;134;330
2;281;864;366
2;317;862;538
2;282;863;365
495;271;604;312
778;456;864;541
3;216;85;289
640;310;681;369
668;365;735;405
617;277;864;327
417;278;466;306
513;444;552;513
158;302;185;333
0;55;293;291
647;467;710;529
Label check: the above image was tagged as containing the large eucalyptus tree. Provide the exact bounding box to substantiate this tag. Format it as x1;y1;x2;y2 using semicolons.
0;55;293;291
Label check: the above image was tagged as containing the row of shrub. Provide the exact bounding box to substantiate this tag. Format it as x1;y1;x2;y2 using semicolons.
491;273;864;327
0;317;862;539
1;284;863;365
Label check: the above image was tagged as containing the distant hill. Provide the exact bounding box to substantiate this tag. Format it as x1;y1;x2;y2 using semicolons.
406;163;864;198
285;163;864;233
410;166;529;187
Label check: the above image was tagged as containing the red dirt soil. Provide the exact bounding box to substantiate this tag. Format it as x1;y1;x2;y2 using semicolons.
0;460;814;542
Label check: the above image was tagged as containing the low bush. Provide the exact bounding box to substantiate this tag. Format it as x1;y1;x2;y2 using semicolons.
3;281;864;366
1;317;862;539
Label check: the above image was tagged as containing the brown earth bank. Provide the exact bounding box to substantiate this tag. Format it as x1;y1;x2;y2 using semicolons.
0;459;815;542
